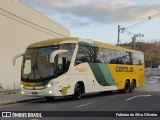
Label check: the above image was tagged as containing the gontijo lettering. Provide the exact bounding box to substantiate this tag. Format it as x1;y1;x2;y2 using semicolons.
115;66;134;72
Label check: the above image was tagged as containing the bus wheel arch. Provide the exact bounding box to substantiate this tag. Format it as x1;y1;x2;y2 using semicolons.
73;81;85;100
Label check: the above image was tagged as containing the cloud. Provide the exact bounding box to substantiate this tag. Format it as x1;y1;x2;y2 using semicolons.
21;0;160;27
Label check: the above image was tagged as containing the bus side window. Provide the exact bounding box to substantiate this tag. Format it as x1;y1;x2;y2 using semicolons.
57;52;68;73
110;59;117;64
133;53;144;65
138;53;144;65
75;44;90;65
139;60;142;65
124;52;133;65
117;57;125;64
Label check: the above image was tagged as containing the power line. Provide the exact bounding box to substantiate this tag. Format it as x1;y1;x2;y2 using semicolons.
125;12;160;31
0;8;68;37
0;11;57;38
118;11;160;45
125;19;148;30
121;27;134;35
118;25;144;45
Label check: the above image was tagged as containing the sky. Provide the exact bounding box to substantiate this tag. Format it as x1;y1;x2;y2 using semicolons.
21;0;160;44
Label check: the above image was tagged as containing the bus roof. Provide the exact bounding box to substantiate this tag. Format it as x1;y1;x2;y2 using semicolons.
93;41;142;53
27;37;79;48
27;37;143;53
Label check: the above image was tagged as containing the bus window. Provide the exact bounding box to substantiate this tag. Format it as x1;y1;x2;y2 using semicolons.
133;53;139;65
124;52;133;65
57;45;75;74
57;53;67;74
139;53;144;65
75;45;90;65
59;43;76;70
133;53;144;65
90;46;99;63
97;48;110;63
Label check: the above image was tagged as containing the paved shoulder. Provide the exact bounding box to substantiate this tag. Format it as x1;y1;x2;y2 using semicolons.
0;90;43;106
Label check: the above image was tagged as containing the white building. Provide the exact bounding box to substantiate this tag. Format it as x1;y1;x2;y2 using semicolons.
0;0;70;89
145;67;160;76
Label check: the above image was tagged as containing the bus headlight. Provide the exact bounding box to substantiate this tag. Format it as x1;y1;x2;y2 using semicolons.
21;84;24;88
47;83;52;88
21;91;25;94
49;91;53;94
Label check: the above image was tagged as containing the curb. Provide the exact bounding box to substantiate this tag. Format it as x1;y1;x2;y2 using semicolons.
0;98;44;106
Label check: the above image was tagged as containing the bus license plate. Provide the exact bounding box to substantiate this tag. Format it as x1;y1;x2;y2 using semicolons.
32;92;38;95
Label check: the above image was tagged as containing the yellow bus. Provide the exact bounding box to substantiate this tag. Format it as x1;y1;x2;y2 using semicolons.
13;37;144;100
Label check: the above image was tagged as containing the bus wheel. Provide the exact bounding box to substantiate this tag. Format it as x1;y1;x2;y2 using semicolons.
130;81;136;92
73;83;82;100
123;81;130;93
45;96;54;101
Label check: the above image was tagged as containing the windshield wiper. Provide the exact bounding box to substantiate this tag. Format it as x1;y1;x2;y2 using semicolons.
33;48;43;79
32;60;43;79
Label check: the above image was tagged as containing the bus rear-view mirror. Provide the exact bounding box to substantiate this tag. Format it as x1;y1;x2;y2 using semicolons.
50;50;68;63
13;53;24;66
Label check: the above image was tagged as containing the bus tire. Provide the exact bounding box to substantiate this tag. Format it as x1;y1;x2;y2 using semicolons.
130;81;136;92
73;83;82;100
45;96;54;101
123;80;130;93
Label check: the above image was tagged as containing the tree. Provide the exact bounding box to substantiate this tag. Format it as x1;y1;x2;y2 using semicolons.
120;41;160;68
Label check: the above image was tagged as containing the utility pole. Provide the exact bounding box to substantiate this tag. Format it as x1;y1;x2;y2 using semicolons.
132;33;144;50
132;36;136;50
117;25;120;46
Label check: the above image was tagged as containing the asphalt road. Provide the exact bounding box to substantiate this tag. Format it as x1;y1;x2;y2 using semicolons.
0;83;160;120
0;91;159;111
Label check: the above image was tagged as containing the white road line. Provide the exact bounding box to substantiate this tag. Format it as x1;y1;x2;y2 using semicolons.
75;101;95;108
126;95;151;101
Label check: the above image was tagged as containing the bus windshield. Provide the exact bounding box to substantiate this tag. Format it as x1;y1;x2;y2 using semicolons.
21;43;76;82
21;46;58;80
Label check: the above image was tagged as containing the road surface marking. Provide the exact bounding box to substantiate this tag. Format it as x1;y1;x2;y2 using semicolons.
126;95;151;101
75;101;95;108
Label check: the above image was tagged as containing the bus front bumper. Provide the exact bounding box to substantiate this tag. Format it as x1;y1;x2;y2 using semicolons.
21;87;59;97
